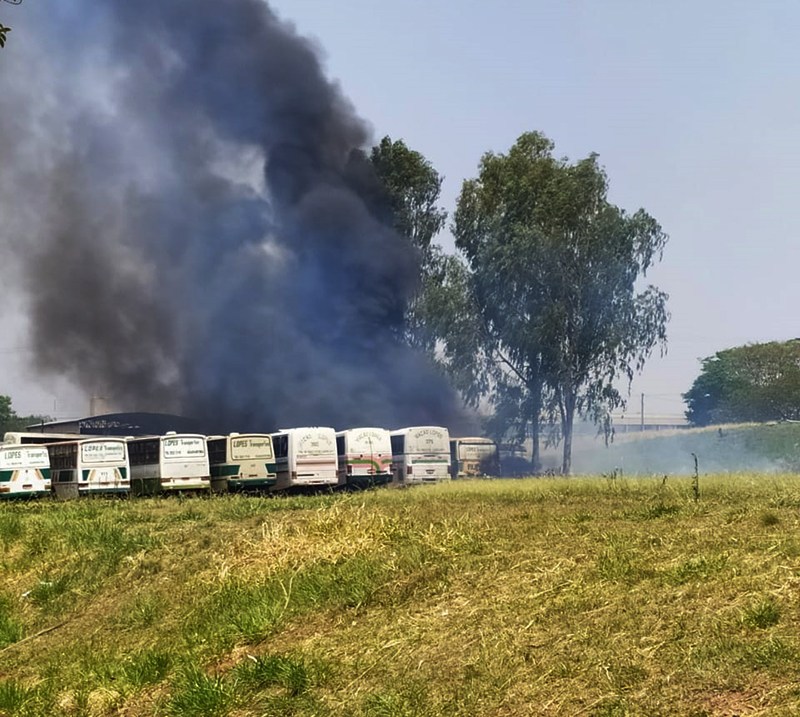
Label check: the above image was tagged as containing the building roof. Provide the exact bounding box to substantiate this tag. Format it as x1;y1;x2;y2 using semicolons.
26;412;203;437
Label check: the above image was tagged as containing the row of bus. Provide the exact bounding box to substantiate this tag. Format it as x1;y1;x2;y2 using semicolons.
0;426;499;499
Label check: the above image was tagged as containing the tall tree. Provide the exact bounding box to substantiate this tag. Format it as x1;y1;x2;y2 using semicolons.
368;137;448;351
684;340;800;426
0;395;18;434
451;131;668;474
369;136;447;263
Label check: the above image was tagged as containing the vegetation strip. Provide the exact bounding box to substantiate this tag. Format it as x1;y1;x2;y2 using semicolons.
1;477;800;716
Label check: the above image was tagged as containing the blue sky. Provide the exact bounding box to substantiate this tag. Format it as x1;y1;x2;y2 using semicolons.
268;0;800;420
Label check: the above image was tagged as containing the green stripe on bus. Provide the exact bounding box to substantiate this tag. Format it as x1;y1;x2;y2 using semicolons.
229;478;277;489
211;464;241;478
0;469;51;482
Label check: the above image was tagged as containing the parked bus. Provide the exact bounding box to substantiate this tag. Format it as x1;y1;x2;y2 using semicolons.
207;433;277;492
390;426;451;484
335;427;392;489
449;436;498;479
0;444;51;499
127;432;210;495
270;427;338;491
46;438;130;495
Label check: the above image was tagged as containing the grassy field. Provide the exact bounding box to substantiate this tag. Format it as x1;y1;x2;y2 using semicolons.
2;477;800;716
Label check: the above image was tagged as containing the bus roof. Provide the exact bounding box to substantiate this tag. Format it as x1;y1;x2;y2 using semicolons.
127;433;207;441
335;427;390;437
390;426;449;435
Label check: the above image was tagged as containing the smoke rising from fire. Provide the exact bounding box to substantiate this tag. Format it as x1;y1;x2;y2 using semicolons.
0;0;467;431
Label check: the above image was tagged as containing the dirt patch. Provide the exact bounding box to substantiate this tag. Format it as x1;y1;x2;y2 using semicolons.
696;687;765;716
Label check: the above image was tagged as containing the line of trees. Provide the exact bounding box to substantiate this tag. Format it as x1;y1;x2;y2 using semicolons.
0;395;51;435
683;340;800;426
369;132;669;474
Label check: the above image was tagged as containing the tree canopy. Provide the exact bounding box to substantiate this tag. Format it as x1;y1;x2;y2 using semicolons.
683;340;800;426
444;131;668;474
369;136;447;264
368;136;449;351
0;394;51;435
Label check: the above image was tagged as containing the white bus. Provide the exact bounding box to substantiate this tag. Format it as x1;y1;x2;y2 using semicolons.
270;427;338;491
207;433;277;492
127;432;210;495
390;426;451;484
46;438;130;495
335;427;393;488
0;444;51;499
449;437;498;478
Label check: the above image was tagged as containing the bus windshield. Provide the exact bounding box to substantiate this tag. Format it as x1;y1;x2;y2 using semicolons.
0;446;49;468
162;436;206;460
346;429;391;455
81;441;126;464
458;441;496;461
296;430;335;458
231;436;273;461
405;428;449;455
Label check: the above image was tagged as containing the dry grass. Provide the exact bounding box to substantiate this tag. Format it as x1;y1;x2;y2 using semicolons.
1;476;800;715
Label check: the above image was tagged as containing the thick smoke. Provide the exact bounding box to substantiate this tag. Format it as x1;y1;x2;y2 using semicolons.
0;1;468;432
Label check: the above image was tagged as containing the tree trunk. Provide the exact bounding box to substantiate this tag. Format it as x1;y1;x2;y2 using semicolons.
530;413;541;474
528;371;544;474
561;391;576;476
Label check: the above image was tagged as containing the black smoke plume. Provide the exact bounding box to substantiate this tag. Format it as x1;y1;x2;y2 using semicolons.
0;0;468;432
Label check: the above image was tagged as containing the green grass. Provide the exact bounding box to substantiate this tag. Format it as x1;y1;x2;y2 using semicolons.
1;478;800;715
0;594;23;648
166;665;234;717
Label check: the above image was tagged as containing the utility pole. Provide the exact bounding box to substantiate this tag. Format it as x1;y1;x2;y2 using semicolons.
640;392;645;432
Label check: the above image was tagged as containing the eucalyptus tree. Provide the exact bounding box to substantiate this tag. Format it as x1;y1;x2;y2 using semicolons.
368;136;448;351
369;136;447;264
451;131;669;474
